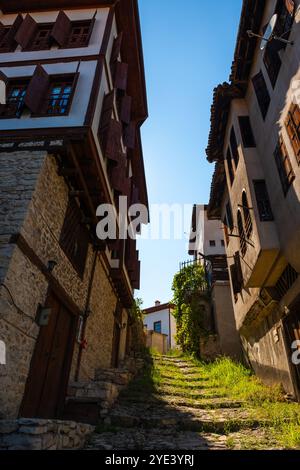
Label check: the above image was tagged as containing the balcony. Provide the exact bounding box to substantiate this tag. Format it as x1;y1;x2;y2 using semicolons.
180;255;229;289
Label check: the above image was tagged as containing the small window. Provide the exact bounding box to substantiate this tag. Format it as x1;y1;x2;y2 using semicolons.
285;103;300;164
154;321;161;334
263;42;282;88
230;127;239;168
45;78;74;116
221;240;225;247
27;24;52;51
223;216;230;246
0;80;28;118
226;148;234;185
274;136;295;195
238;116;256;148
252;71;271;120
0;26;17;53
60;199;89;277
237;211;247;257
226;202;234;232
209;240;216;247
253;180;274;221
242;192;253;239
65;20;93;48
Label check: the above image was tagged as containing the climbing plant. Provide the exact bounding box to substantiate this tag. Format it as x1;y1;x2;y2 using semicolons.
172;263;209;357
130;297;144;323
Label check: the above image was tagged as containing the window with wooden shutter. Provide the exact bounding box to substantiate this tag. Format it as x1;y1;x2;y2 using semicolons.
101;119;123;164
252;71;271;120
226;148;234;185
99;90;115;131
0;79;29;118
0;14;23;52
238;116;256;147
43;75;76;115
263;42;282;88
59;199;89;278
274;135;295;195
237;210;247;257
226;202;234;232
242;192;253;239
24;64;50;114
274;0;294;43
253;180;274;221
65;19;95;48
124;122;136;149
114;62;128;91
230;127;239;168
110;33;123;65
285;103;300;164
51;11;72;47
14;14;38;50
119;94;132;124
26;23;53;51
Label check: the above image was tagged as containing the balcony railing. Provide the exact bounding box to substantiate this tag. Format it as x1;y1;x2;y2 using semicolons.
179;255;229;287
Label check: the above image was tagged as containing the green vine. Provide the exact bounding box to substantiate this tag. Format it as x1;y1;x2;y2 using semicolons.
172;264;209;357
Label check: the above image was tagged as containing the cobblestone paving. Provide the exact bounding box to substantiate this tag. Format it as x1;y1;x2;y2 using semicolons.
85;355;283;450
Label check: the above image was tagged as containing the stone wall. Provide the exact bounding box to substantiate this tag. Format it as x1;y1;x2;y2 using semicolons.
0;152;119;418
0;418;94;450
146;331;168;355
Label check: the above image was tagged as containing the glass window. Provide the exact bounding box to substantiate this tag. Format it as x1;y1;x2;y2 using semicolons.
154;321;161;334
46;81;73;115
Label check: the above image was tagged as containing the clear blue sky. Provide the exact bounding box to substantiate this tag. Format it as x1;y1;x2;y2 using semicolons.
137;0;242;309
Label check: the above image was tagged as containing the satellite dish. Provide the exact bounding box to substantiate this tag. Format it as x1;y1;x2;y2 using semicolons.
260;14;278;50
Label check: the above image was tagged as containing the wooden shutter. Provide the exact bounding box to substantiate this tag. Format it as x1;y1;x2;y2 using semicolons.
99;90;115;131
110;32;123;64
124;122;136;149
274;136;295;195
110;161;126;193
24;64;50;114
5;14;23;47
102;119;122;163
285;104;300;164
120;95;132;124
51;11;72;47
114;62;128;91
14;14;37;49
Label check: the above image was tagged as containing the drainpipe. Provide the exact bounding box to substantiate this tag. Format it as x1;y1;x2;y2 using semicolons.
74;248;98;381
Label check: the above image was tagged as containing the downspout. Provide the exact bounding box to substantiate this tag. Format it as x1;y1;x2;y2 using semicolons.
75;247;98;381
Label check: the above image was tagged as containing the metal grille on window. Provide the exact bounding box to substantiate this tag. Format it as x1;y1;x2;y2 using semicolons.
47;81;73;115
275;264;298;298
253;180;274;221
237;211;247;257
242;192;253;239
285;104;300;164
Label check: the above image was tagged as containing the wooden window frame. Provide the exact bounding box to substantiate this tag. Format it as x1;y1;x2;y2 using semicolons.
0;26;17;53
59;198;89;279
62;19;94;49
226;202;234;232
252;71;271;120
153;321;162;334
274;135;295;196
253;180;274;222
226;147;234;185
238;116;256;148
0;77;29;119
285;103;300;165
230;127;239;168
32;73;78;118
24;22;53;51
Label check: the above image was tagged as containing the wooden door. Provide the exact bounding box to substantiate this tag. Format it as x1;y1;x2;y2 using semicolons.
283;309;300;398
20;293;77;418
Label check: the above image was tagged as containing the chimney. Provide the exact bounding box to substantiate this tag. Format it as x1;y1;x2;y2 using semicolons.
155;300;161;307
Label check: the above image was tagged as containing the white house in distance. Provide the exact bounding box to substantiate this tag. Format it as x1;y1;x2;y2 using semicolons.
143;301;177;350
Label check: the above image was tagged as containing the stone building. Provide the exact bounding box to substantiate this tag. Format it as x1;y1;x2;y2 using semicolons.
206;0;300;397
0;0;148;420
188;205;242;361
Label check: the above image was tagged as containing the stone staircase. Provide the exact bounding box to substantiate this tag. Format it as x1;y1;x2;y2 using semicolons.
63;356;144;425
84;354;281;450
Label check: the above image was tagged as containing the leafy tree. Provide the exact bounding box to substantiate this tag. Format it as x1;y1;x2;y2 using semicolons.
172;263;209;357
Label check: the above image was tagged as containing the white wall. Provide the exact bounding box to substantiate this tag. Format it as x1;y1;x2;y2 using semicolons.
191;205;225;259
143;307;177;349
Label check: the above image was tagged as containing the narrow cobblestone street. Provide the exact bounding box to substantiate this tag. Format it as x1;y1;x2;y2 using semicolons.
85;355;286;450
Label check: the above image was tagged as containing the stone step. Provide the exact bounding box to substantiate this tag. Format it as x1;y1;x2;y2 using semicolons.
105;408;267;434
119;394;244;410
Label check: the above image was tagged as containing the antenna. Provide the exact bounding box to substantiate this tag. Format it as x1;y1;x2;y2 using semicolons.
247;12;294;49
